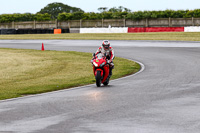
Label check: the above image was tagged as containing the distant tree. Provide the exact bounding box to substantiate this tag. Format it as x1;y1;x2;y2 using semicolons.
118;6;124;12
98;7;108;13
124;8;131;12
38;2;83;19
109;6;131;13
109;7;118;13
2;8;200;22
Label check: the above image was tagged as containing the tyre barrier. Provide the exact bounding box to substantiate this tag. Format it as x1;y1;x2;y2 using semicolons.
0;29;16;35
0;28;70;35
62;29;70;33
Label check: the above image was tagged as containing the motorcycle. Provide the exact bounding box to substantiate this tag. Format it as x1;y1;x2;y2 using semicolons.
92;53;110;87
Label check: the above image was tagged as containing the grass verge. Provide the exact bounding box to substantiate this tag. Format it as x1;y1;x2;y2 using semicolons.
0;48;140;100
0;32;200;41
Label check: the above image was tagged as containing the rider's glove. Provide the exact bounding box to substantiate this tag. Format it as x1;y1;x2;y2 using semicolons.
90;60;93;63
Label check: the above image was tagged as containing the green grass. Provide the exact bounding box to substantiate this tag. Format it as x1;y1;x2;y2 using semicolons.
0;48;140;100
1;32;200;41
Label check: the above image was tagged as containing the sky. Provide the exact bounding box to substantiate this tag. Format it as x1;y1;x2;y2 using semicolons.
1;0;200;14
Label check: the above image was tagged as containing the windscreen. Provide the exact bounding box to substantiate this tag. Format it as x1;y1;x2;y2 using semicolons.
96;53;104;59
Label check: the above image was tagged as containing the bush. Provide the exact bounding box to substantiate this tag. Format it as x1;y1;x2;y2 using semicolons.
57;13;72;21
35;13;51;21
71;11;84;20
0;13;51;23
87;12;101;20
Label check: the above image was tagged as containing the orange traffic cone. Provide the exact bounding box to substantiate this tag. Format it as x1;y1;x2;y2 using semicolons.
41;43;45;51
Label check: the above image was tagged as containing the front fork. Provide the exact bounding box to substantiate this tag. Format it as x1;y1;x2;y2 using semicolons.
93;66;103;77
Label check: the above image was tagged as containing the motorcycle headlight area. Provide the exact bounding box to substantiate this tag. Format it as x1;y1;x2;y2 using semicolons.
93;62;98;67
100;62;105;67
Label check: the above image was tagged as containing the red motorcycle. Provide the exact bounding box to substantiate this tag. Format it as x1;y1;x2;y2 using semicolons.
92;53;110;87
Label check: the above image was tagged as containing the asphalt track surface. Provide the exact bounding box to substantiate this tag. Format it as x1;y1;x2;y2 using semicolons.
0;40;200;133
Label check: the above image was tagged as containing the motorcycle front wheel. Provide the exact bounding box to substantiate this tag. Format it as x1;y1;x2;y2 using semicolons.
96;71;101;87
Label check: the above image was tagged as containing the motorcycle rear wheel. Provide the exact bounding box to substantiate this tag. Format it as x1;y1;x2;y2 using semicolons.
96;71;101;87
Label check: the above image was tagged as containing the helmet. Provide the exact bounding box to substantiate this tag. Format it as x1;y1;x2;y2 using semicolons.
102;40;110;50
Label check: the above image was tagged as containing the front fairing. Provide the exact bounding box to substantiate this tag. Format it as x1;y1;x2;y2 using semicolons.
93;58;105;67
93;53;107;67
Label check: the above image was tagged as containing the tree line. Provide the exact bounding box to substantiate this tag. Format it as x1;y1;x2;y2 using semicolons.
57;9;200;21
1;2;200;23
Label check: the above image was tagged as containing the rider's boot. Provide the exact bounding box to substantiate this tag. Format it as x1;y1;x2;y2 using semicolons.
109;68;112;76
109;65;114;78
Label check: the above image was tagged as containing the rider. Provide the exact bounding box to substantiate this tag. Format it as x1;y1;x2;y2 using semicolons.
92;40;115;76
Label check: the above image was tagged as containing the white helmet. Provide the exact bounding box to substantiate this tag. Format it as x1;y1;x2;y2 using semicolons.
102;40;110;50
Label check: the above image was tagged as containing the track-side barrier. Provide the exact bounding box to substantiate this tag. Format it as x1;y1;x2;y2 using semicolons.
146;27;184;32
184;26;200;32
0;29;16;34
0;29;69;35
54;29;62;34
128;27;146;32
2;27;200;34
128;27;184;33
80;28;128;33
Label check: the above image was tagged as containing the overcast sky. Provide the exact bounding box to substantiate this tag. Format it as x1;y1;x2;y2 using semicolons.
1;0;199;14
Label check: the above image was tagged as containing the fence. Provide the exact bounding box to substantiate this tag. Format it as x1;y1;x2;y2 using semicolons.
1;18;200;29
